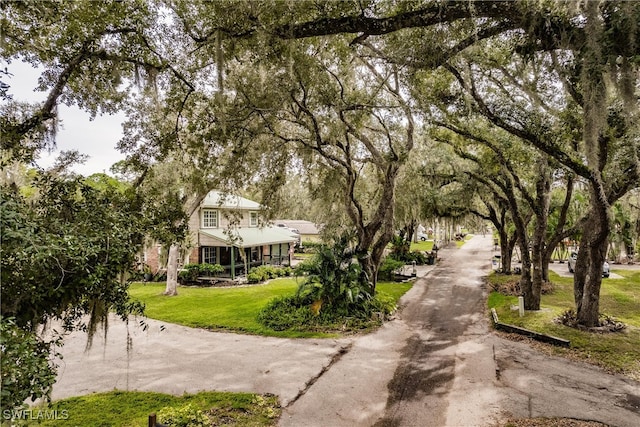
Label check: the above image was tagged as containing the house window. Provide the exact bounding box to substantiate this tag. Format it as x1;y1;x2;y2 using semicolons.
202;247;217;264
251;246;260;262
250;211;258;227
202;209;218;228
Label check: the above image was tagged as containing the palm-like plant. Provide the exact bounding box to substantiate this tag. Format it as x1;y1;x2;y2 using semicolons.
296;235;372;314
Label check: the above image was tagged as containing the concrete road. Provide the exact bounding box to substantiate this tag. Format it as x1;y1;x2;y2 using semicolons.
51;235;640;426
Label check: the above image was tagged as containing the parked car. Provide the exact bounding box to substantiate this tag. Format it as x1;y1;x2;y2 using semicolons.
417;232;429;241
568;252;610;278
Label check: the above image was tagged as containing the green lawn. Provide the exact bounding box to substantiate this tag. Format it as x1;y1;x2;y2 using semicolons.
129;278;412;338
23;390;279;427
409;240;434;252
488;269;640;379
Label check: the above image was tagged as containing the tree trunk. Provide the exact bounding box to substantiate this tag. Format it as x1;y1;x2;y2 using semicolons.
574;198;610;327
498;228;515;273
163;193;208;297
542;174;574;282
519;238;536;309
164;243;179;296
530;158;551;309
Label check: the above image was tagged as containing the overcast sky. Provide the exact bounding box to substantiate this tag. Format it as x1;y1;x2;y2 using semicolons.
6;61;127;176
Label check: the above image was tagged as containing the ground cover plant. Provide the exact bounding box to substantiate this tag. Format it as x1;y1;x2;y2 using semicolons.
487;270;640;379
16;390;279;427
129;278;411;338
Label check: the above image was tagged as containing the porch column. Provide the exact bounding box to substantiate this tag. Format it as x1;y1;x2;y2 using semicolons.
230;246;235;280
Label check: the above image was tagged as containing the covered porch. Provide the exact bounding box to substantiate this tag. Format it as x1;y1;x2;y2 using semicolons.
198;227;298;279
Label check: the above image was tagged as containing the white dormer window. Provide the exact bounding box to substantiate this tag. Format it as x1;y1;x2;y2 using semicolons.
202;209;218;228
250;211;258;227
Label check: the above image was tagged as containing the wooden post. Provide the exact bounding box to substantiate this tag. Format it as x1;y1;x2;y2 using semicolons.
148;413;156;427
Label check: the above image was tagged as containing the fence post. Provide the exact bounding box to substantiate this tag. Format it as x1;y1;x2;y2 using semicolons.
148;413;156;427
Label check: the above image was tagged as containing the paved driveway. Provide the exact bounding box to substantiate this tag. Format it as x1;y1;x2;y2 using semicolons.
51;236;640;426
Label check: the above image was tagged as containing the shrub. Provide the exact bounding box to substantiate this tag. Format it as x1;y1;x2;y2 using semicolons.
157;403;212;427
199;263;224;276
179;264;201;283
247;265;292;284
409;250;427;265
178;263;224;283
378;257;405;281
0;317;59;412
258;235;399;333
257;293;397;333
247;271;264;284
389;235;411;261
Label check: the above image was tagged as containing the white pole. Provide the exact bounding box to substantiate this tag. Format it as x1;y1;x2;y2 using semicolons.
518;296;525;317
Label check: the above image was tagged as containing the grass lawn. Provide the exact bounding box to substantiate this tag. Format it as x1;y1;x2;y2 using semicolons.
487;269;640;379
24;390;279;427
129;278;412;339
409;240;434;252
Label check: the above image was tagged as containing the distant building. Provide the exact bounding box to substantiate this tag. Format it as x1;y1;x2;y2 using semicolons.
273;219;322;245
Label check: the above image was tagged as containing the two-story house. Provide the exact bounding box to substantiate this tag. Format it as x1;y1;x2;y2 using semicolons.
143;191;298;279
193;191;298;278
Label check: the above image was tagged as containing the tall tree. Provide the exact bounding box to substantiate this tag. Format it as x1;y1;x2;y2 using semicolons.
0;166;145;409
231;42;417;290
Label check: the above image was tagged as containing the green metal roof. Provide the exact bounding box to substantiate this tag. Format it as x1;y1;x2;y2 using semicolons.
201;191;262;210
199;226;298;248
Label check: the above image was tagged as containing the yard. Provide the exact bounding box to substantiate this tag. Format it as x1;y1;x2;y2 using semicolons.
129;278;412;338
24;391;280;427
487;269;640;379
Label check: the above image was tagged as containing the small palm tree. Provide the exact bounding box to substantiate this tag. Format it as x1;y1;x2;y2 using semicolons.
296;234;372;314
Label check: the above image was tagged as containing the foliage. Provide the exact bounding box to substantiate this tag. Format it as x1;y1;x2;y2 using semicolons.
295;239;372;313
257;293;397;333
0;175;145;409
158;403;212;427
255;296;315;331
378;257;406;281
296;240;323;253
246;265;293;284
389;235;430;265
24;390;280;427
257;239;401;332
389;234;411;261
0;317;59;411
1;177;145;330
178;263;224;283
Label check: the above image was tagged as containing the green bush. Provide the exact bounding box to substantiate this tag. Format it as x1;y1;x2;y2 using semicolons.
258;235;398;333
247;266;292;284
0;317;59;412
179;264;201;283
378;257;405;281
247;271;263;284
179;263;224;283
199;263;224;276
409;250;427;265
257;293;397;333
158;403;212;427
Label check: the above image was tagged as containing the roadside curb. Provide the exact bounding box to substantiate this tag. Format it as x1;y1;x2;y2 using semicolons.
491;308;570;347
